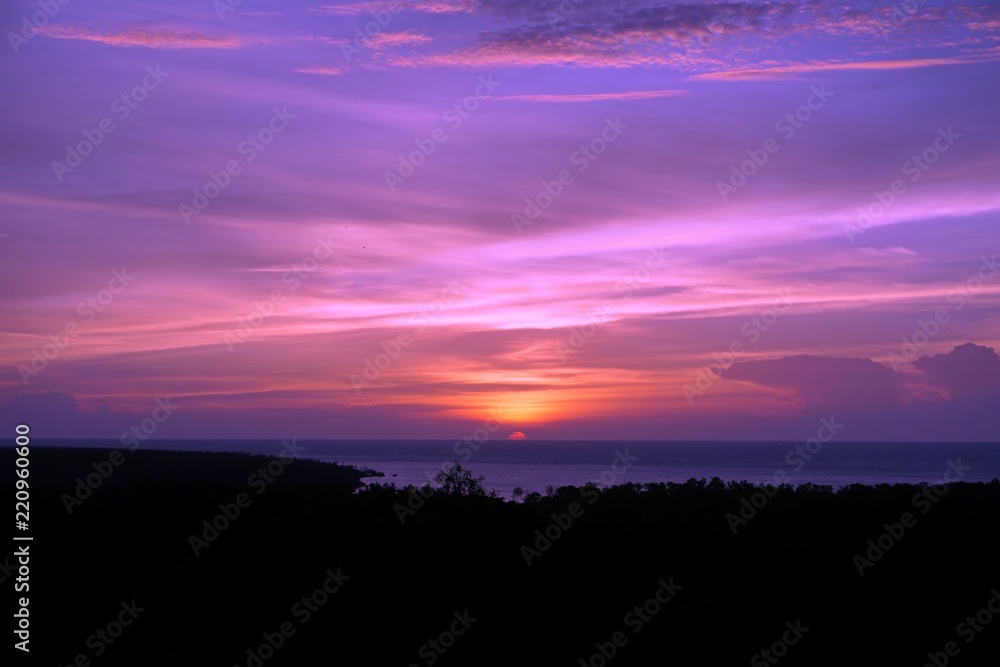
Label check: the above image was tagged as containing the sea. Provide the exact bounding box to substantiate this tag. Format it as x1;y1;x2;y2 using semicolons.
31;439;1000;499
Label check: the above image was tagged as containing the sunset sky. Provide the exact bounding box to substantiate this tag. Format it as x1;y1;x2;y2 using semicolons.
1;0;998;441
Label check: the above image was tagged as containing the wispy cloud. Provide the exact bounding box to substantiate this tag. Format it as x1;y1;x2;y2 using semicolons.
368;31;434;49
38;25;255;50
692;56;995;81
315;1;473;15
295;64;349;76
312;2;394;16
496;90;687;103
385;42;698;70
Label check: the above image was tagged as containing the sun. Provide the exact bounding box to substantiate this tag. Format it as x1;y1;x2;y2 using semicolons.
508;431;527;440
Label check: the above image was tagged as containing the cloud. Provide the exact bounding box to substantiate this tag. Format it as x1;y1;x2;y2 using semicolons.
968;20;1000;31
312;2;397;16
295;65;349;76
718;344;1000;440
411;0;476;13
0;391;129;439
0;388;490;440
324;30;435;51
496;89;686;103
384;39;676;70
724;354;906;411
2;391;79;421
914;343;1000;402
691;56;995;81
368;31;434;48
315;1;473;15
857;247;919;258
38;25;254;50
380;1;766;70
373;2;1000;74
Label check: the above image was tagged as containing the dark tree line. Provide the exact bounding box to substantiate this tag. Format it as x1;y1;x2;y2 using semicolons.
13;448;1000;667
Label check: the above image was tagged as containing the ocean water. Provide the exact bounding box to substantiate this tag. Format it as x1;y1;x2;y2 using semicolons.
33;439;1000;499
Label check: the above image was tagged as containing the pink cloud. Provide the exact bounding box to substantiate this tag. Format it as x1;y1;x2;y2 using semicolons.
692;56;996;81
315;1;472;15
410;1;475;14
38;25;254;50
386;42;695;70
295;65;349;76
368;31;434;49
496;90;687;103
312;3;397;16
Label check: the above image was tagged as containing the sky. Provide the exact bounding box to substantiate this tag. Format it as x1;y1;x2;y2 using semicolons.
0;0;998;442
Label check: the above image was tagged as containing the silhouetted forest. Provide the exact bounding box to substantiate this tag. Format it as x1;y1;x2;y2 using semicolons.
12;447;1000;666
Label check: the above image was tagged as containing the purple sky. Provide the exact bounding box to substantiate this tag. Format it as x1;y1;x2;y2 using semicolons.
1;0;999;441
